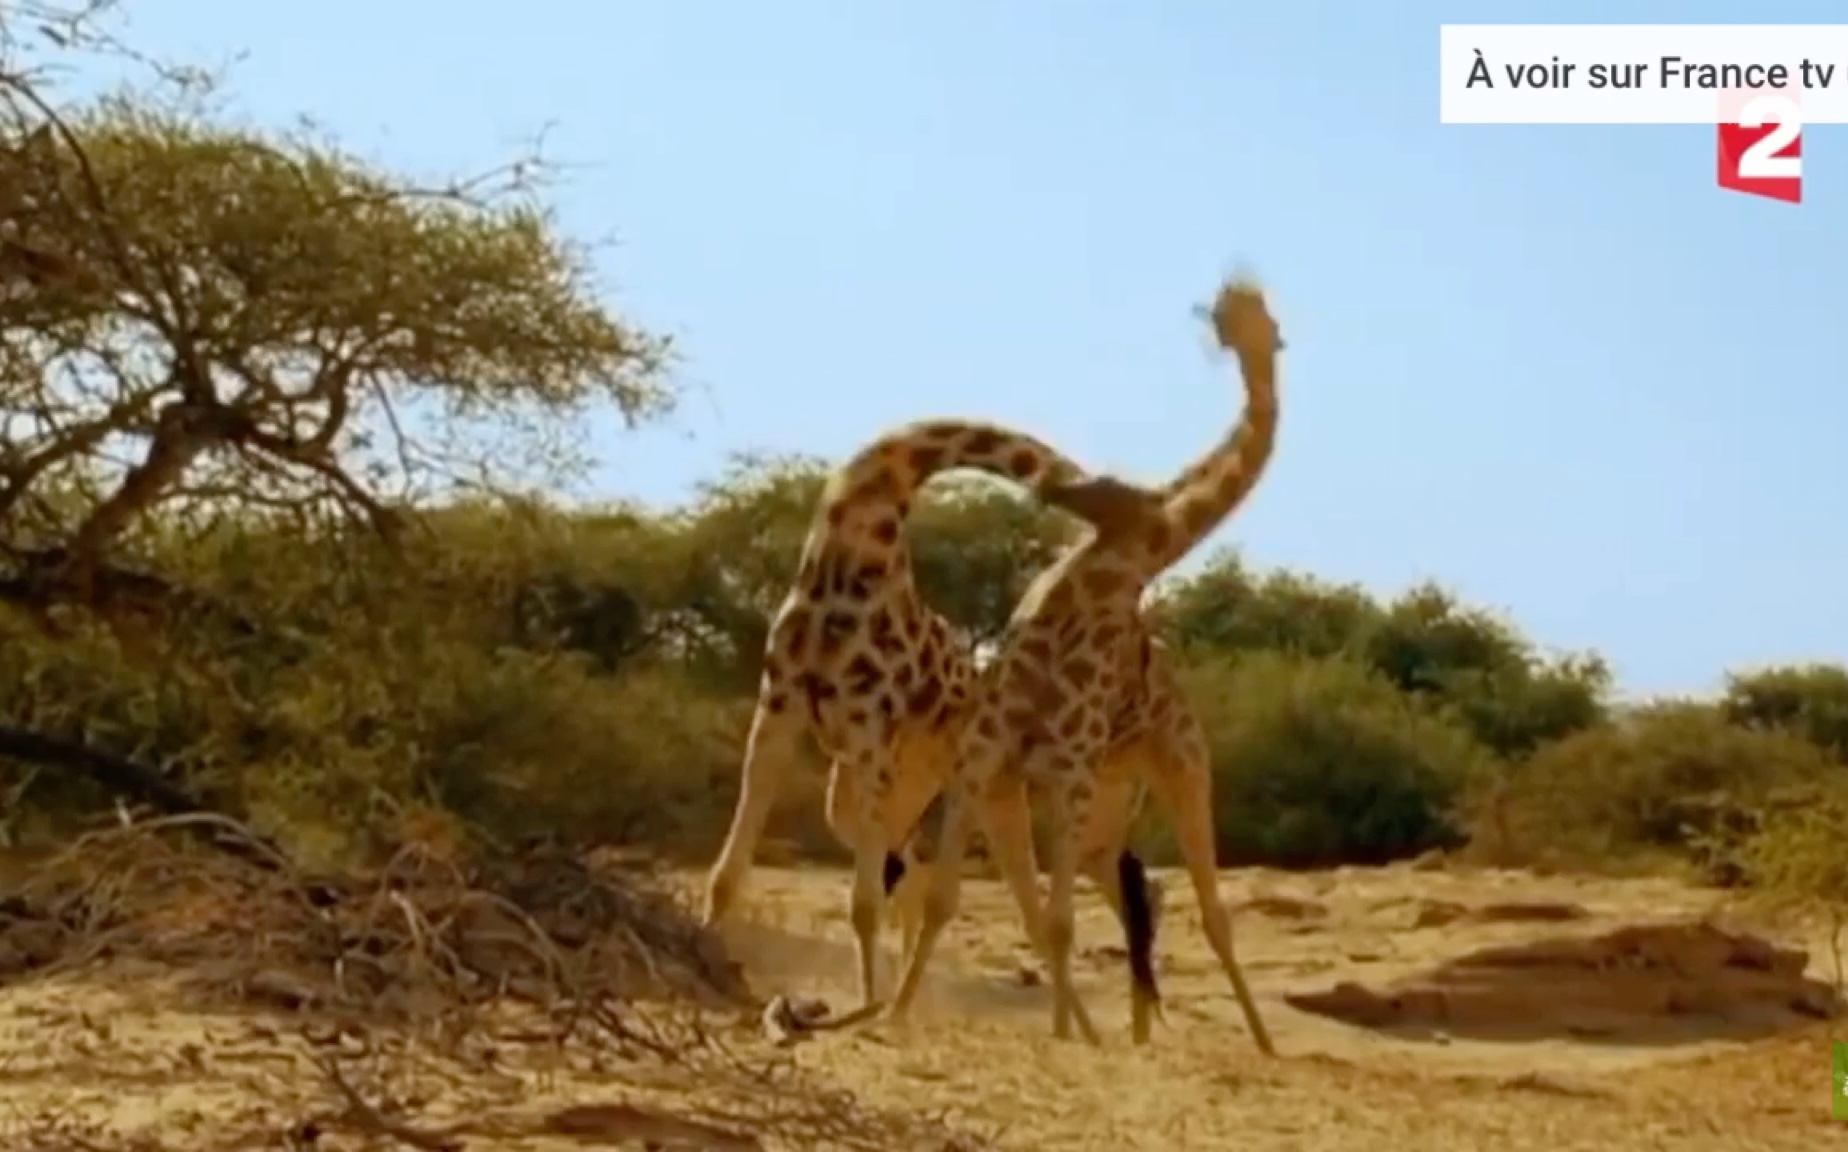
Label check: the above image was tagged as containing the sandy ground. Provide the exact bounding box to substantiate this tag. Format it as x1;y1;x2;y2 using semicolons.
1;859;1842;1150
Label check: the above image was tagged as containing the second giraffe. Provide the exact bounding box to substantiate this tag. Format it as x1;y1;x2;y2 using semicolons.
888;276;1286;1054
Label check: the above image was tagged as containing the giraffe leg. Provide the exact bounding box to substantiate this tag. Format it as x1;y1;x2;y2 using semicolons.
1042;789;1101;1046
1144;711;1275;1057
881;819;927;968
897;863;926;967
826;758;900;990
822;758;857;850
886;772;973;1025
890;700;1028;1027
848;835;888;1011
702;692;804;928
1075;760;1161;1044
887;822;941;977
876;736;956;979
980;774;1048;955
836;740;900;1014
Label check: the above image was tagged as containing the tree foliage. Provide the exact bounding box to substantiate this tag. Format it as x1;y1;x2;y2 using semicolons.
1721;663;1848;763
0;8;671;641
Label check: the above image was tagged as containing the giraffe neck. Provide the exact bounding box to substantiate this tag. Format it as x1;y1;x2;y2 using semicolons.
797;417;1100;587
1134;343;1279;578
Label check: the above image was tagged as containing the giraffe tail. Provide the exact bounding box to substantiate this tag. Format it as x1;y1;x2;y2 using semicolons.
1117;848;1160;1005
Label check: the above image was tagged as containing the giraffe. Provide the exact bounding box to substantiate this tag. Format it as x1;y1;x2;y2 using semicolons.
700;418;1121;1012
887;275;1285;1053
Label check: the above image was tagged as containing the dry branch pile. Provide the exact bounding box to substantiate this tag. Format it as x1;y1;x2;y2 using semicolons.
0;813;746;1032
0;813;993;1151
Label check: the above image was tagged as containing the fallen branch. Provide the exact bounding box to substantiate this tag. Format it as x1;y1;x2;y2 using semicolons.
315;1055;464;1152
0;729;287;871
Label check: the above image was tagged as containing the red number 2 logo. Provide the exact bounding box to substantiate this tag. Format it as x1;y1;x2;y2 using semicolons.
1717;92;1803;204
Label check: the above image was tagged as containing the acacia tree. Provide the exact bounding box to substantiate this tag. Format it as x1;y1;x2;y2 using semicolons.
0;1;678;834
0;3;674;626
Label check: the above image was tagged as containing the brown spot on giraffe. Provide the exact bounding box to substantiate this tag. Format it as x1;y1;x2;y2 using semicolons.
850;469;900;507
908;675;943;717
907;443;946;475
1061;656;1098;688
781;611;811;661
961;427;1003;457
868;608;903;654
1081;567;1129;600
843;653;884;695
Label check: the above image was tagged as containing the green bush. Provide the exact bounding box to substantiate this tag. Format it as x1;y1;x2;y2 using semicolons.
1722;778;1848;987
1722;663;1848;763
1175;651;1498;868
1731;779;1848;911
0;503;874;870
1472;700;1839;875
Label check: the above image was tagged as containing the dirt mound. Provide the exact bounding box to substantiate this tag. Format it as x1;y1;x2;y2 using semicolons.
1284;921;1842;1044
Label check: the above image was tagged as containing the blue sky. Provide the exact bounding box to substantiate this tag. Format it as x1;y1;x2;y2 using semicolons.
108;1;1848;696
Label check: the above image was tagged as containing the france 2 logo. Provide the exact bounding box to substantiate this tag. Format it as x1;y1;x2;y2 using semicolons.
1716;85;1802;204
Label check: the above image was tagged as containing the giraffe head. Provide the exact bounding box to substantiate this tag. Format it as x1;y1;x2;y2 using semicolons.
1036;474;1165;545
1207;276;1284;360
